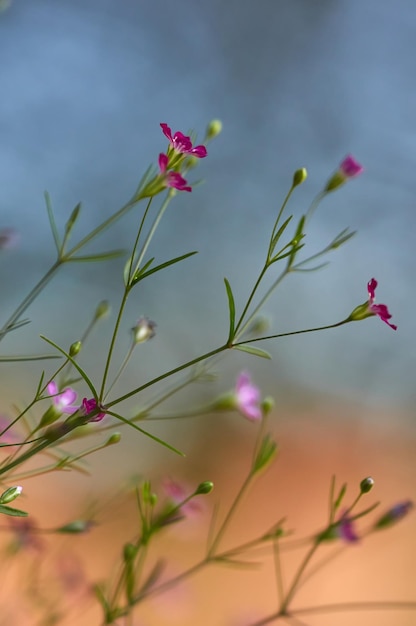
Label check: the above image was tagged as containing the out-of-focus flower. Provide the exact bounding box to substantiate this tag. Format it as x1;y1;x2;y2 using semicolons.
0;228;19;250
8;517;44;553
234;372;262;421
81;398;106;422
374;500;413;530
348;278;397;330
163;479;201;518
324;155;364;192
0;416;20;446
132;317;156;344
158;153;192;192
337;513;359;543
160;123;207;158
47;381;78;414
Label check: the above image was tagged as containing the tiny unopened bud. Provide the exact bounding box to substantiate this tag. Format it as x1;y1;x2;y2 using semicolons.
69;341;82;357
57;520;95;534
95;300;111;320
374;500;414;530
195;481;214;496
106;433;121;446
261;396;275;416
123;542;138;562
293;168;308;187
360;476;374;494
0;485;22;504
132;317;156;344
205;119;222;140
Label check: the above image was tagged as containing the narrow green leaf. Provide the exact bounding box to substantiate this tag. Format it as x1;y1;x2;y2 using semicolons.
223;277;236;342
0;354;60;362
129;257;155;285
44;191;61;253
270;215;293;254
40;336;97;398
0;504;28;517
233;344;271;359
132;251;198;285
69;250;126;262
64;202;82;239
106;410;185;457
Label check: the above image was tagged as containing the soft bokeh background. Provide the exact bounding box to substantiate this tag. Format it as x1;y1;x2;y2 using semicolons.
0;1;415;624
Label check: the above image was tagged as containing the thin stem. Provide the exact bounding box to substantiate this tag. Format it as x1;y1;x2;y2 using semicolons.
234;264;269;337
233;319;351;347
0;260;61;342
280;539;320;613
294;601;416;616
208;471;254;557
273;538;285;607
99;290;130;401
103;343;135;402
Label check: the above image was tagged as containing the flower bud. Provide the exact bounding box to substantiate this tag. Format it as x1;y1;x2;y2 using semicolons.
293;168;308;187
94;300;111;320
69;341;82;357
373;500;413;530
324;155;363;192
57;520;95;534
195;481;214;496
0;485;22;504
131;317;156;344
205;119;222;140
360;476;374;494
261;396;275;417
106;433;121;446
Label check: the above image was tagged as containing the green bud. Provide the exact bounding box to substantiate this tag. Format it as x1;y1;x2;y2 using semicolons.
106;433;121;446
360;477;374;494
57;519;94;534
293;168;308;187
123;542;138;562
205;119;222;140
0;485;22;504
261;396;275;417
94;300;111;320
69;341;82;356
347;302;373;322
195;481;214;496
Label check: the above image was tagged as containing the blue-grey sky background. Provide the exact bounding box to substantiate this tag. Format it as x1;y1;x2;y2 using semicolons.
1;0;415;417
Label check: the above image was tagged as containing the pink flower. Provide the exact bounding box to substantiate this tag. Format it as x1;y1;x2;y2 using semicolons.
160;123;207;158
158;153;192;192
163;479;201;517
367;278;397;330
0;228;20;250
81;398;106;422
339;155;364;178
325;155;363;192
235;372;262;421
8;517;44;553
337;513;359;543
47;381;78;414
374;500;413;529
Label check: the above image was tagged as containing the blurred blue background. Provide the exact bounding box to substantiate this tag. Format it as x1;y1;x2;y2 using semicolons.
0;0;415;416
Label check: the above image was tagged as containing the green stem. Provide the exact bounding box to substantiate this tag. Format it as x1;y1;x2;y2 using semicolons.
280;539;320;613
233;319;350;346
234;264;269;337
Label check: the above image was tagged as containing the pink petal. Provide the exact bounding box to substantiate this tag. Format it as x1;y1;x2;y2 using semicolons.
158;152;168;174
340;155;364;178
160;123;173;142
367;277;377;302
190;144;208;158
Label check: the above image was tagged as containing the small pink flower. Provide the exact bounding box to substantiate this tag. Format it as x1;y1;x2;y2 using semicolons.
160;123;207;158
337;513;359;543
163;479;201;517
0;228;20;250
374;500;413;529
81;398;106;422
8;517;44;553
339;155;364;178
47;381;78;414
158;153;192;192
367;278;397;330
235;372;262;421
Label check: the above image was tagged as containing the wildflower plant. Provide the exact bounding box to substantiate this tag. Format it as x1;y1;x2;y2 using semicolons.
0;120;413;625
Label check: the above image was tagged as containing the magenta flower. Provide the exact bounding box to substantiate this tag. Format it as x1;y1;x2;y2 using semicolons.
47;381;78;414
337;513;359;543
160;123;207;158
0;228;20;250
158;153;192;192
339;155;364;178
81;398;106;422
367;278;397;330
325;155;363;192
235;372;262;421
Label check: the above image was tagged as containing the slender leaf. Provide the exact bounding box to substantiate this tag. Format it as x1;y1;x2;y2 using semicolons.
270;215;293;255
0;354;60;362
44;191;61;252
223;277;236;342
131;251;198;285
69;250;126;262
233;344;271;359
0;504;28;517
40;335;97;398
